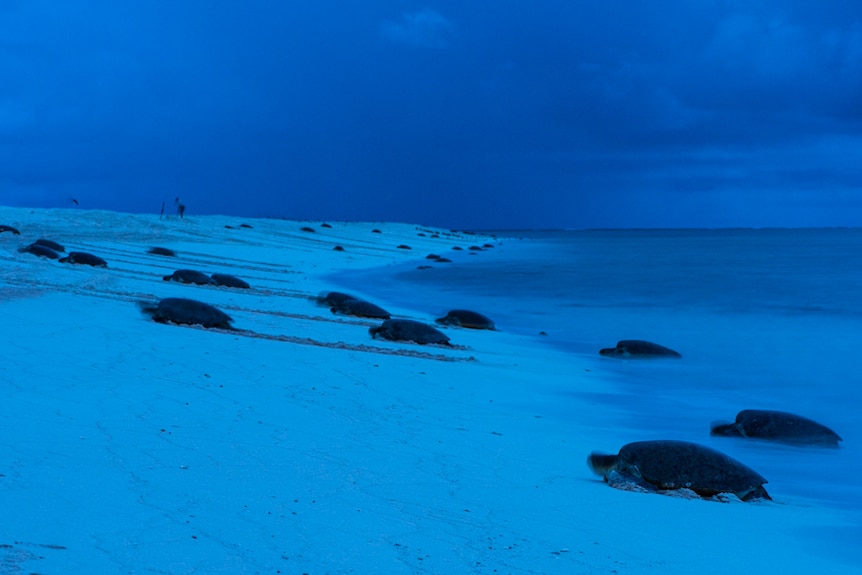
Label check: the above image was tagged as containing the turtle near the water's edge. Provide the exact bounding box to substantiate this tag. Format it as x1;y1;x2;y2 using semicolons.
369;319;451;346
599;339;681;358
588;440;770;502
711;409;842;447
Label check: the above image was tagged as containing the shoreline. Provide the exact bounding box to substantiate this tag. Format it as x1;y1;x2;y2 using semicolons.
1;207;858;573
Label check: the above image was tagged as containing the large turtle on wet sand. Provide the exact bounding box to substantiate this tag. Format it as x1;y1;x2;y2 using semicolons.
711;409;843;447
332;298;390;319
316;291;390;319
59;251;108;267
148;246;176;257
211;273;251;289
369;319;451;345
163;269;215;285
139;297;234;329
18;243;61;259
588;440;770;502
599;339;682;359
435;309;496;330
316;291;360;307
33;238;65;252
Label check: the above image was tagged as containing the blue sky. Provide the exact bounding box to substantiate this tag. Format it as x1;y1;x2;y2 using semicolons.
2;1;861;229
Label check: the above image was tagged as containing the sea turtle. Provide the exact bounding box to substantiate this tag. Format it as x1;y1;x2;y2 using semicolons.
369;319;451;345
58;251;108;267
435;309;496;330
316;291;390;319
711;409;843;447
211;273;251;289
33;238;65;252
599;339;682;358
18;243;61;259
588;440;770;501
316;291;359;307
148;246;176;257
138;297;234;329
163;269;215;285
331;298;390;319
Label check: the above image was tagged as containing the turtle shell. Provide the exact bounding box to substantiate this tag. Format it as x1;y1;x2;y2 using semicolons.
316;291;358;307
435;309;496;330
34;238;65;252
331;299;390;319
141;297;233;329
148;246;176;257
163;269;215;285
599;340;681;358
59;251;108;267
211;273;251;289
19;244;61;259
369;319;451;345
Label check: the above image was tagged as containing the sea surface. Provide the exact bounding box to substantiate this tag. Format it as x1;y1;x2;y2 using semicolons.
333;228;862;523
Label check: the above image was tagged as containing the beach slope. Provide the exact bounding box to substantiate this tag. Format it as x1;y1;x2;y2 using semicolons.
0;207;856;574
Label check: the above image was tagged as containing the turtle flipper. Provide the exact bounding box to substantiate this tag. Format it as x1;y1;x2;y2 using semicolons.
606;470;657;493
710;420;743;437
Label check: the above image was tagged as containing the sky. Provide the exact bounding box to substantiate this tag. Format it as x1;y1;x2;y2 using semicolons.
1;1;861;229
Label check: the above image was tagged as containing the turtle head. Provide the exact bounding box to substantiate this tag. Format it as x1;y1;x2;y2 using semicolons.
136;300;159;318
587;452;619;476
738;484;771;502
710;421;743;437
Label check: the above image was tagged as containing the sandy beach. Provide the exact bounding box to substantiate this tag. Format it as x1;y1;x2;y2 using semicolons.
1;207;858;574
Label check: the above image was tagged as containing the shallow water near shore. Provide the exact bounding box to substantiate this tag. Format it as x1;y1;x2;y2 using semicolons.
333;228;862;525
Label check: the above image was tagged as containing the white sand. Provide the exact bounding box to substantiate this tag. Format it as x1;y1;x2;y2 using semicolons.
0;207;858;574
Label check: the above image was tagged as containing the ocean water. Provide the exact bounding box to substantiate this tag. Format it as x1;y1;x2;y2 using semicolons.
333;228;862;521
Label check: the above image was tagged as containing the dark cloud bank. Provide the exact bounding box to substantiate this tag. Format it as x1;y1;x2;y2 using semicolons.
1;1;860;228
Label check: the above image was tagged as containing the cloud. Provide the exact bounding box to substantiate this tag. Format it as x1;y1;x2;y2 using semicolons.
381;8;453;48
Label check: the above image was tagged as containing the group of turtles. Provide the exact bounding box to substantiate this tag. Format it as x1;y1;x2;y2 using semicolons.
135;283;498;348
316;291;497;346
589;338;843;502
150;246;253;290
163;268;251;289
4;229;109;267
3;223;494;345
8;227;253;290
8;222;842;504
